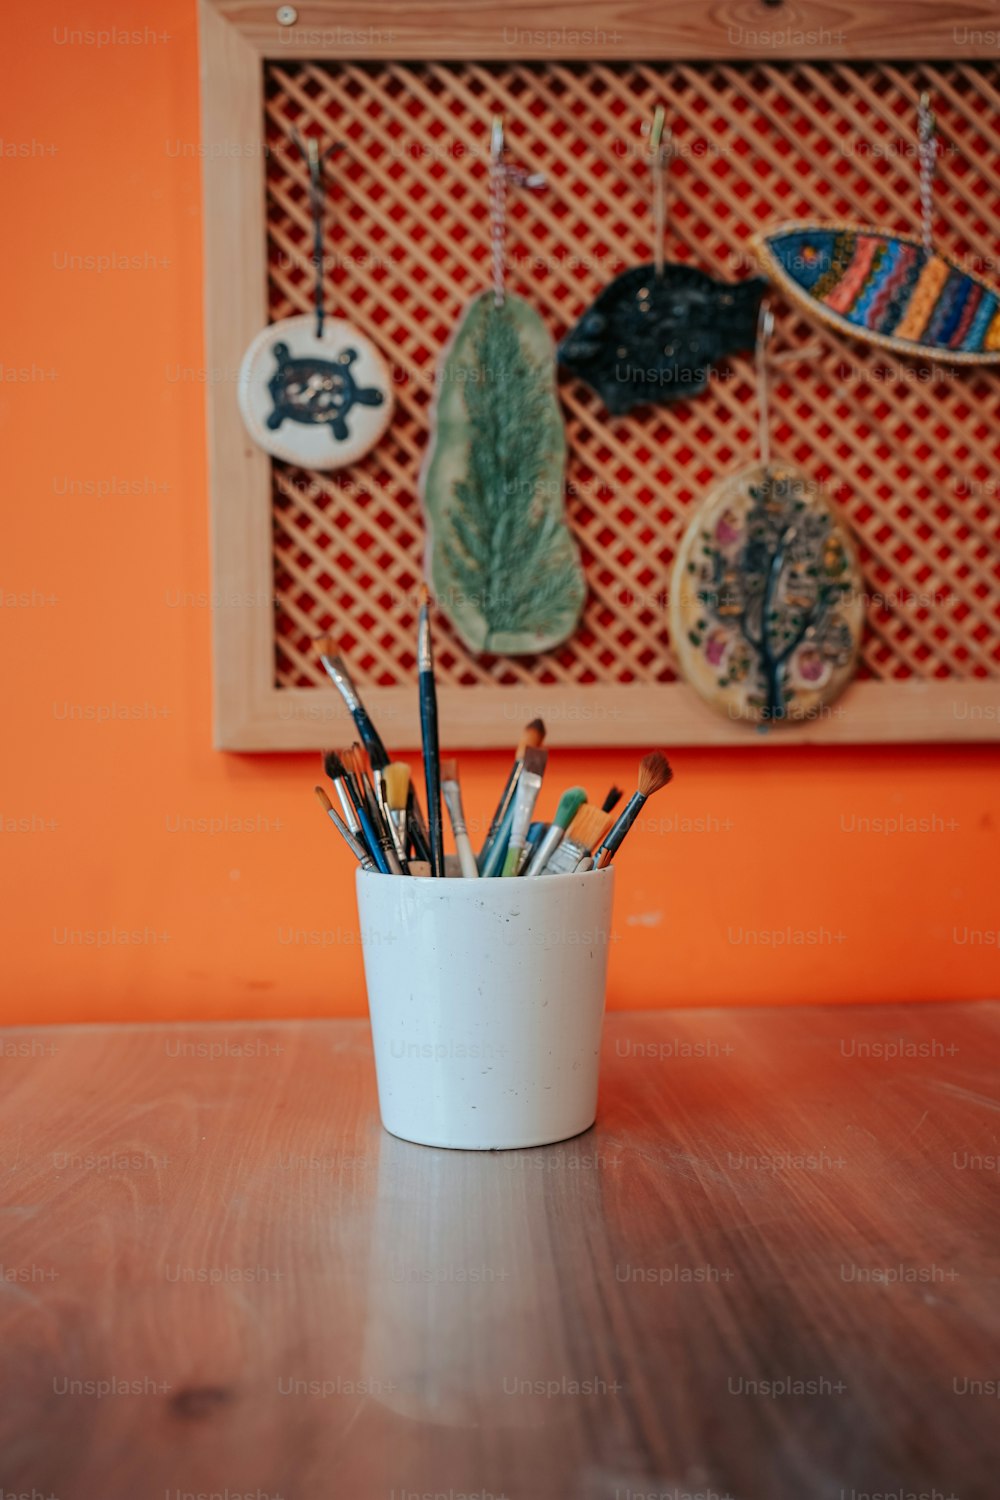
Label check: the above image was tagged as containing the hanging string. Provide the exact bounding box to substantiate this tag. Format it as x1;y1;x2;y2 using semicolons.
647;106;670;278
754;305;822;473
290;128;346;339
490;117;507;307
917;91;937;256
488;115;546;308
756;301;775;474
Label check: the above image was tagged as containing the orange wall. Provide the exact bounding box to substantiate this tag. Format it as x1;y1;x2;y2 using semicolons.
2;0;998;1024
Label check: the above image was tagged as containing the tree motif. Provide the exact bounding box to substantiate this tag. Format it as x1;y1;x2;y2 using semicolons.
686;468;856;721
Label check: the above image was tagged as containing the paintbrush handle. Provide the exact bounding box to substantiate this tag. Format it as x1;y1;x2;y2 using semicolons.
442;782;479;879
478;763;520;868
354;799;392;875
325;808;377;871
373;778;404;875
364;784;402;876
454;830;479;879
350;705;389;770
406;785;432;863
480;798;516;878
387;809;410;874
524;823;564;876
500;772;544;877
419;670;444;878
595;790;647;864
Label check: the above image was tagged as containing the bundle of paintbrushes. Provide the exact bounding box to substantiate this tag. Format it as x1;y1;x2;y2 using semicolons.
312;591;674;876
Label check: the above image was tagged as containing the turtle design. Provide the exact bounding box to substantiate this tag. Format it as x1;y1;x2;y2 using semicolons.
266;342;386;442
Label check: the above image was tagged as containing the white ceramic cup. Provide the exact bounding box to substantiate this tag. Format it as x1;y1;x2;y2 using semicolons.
356;866;615;1150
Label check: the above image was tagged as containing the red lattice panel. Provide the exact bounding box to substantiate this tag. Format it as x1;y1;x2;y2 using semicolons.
264;60;1000;693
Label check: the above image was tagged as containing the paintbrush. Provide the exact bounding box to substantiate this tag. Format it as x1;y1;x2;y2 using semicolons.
342;746;397;875
440;758;478;879
383;762;411;874
543;803;615;876
478;718;546;872
602;785;623;814
594;751;673;869
417;585;444;877
323;750;369;854
348;745;402;875
524;785;587;876
314;636;391;769
358;741;395;844
313;634;432;863
524;821;547;864
314;787;377;872
501;747;548;876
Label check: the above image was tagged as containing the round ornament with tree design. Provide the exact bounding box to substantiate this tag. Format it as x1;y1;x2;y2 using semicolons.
669;464;863;725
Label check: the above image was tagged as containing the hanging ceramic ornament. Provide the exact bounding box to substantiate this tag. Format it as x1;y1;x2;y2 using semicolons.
238;133;393;470
558;107;768;413
752;95;1000;364
670;307;864;726
421;118;586;656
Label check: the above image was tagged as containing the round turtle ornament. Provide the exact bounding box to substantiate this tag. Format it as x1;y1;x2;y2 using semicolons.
238;315;393;470
669;463;863;726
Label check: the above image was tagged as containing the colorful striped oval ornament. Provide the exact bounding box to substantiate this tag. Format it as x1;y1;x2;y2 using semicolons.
751;223;1000;364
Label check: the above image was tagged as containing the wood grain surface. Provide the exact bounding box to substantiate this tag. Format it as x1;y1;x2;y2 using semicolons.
212;0;1000;60
1;1004;998;1498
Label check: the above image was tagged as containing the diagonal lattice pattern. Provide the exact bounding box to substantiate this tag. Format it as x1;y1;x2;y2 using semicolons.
264;60;1000;693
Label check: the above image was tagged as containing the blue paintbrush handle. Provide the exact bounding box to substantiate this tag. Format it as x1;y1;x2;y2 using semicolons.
351;705;389;769
419;671;444;877
481;799;515;878
355;800;391;875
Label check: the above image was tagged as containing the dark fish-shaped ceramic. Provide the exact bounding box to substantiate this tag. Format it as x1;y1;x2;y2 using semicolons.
267;342;386;442
557;264;768;414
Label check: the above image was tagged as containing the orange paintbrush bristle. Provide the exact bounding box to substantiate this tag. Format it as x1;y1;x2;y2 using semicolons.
637;750;673;798
565;803;613;854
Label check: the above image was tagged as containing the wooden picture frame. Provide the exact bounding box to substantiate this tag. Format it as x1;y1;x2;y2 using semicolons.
199;1;1000;749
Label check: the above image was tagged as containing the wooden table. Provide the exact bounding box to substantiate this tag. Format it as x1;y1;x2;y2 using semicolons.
1;1004;998;1500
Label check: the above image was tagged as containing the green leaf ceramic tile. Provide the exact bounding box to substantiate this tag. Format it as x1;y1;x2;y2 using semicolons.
420;291;586;655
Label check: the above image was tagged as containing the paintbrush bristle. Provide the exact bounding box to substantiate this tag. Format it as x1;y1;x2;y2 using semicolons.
351;742;372;780
554;786;587;829
525;717;546;747
521;746;548;778
440;757;460;783
384;762;411;810
638;751;673;798
601;785;623;813
323;749;347;781
314;785;334;814
566;803;614;853
418;582;430;608
313;635;335;660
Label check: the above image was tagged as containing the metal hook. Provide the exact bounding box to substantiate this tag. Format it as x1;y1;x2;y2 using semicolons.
757;299;775;354
918;91;935;141
648;104;667;159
